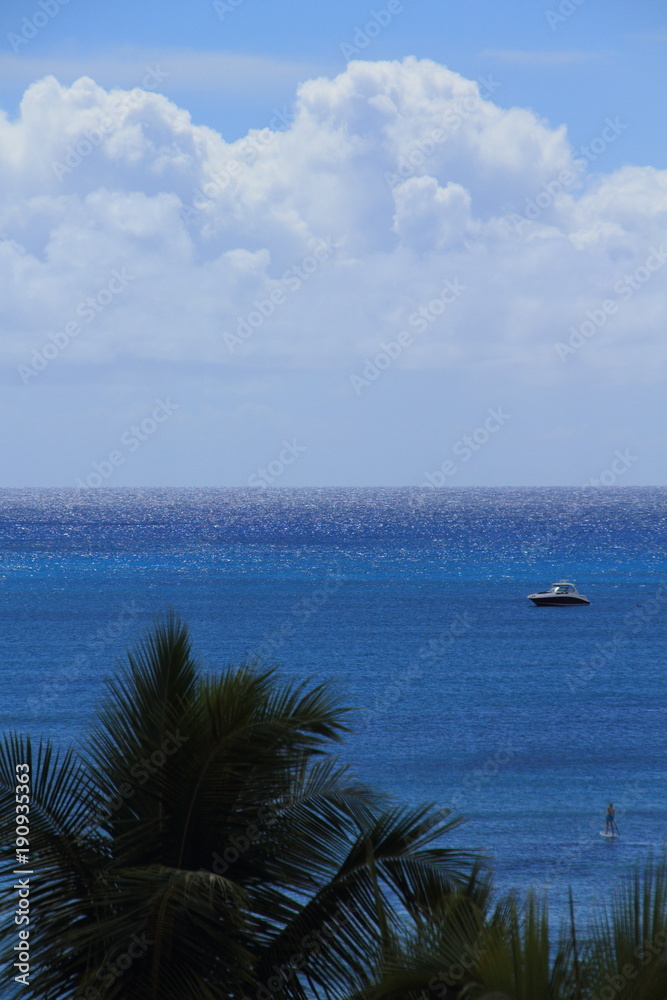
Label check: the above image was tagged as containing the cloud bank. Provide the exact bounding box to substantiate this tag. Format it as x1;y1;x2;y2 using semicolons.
1;56;665;381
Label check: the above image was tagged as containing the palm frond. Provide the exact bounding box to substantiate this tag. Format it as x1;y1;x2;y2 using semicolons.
461;890;576;1000
87;611;200;795
583;851;667;1000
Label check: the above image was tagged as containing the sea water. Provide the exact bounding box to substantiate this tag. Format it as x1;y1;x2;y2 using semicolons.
1;487;666;930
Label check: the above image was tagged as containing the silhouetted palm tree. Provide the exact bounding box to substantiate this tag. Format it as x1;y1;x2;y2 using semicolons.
582;853;667;1000
0;614;482;1000
354;857;667;1000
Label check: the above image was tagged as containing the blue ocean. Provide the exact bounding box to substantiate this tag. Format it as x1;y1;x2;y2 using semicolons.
2;487;666;929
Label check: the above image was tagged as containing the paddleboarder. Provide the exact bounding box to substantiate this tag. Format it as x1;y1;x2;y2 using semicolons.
605;803;615;835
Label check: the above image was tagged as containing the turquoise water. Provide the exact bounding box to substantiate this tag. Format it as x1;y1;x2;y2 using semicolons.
1;487;666;928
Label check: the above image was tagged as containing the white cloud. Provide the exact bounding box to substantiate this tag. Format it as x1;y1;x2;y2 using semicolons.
392;178;475;251
0;56;666;381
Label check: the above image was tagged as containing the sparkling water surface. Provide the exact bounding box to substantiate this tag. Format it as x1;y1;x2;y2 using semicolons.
2;487;666;929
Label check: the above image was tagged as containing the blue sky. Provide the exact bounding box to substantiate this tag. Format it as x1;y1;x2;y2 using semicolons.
0;0;665;485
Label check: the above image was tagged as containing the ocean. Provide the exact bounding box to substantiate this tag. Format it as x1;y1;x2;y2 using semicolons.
2;486;666;930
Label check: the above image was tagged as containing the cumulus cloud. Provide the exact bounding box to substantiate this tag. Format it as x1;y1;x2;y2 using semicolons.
0;56;665;379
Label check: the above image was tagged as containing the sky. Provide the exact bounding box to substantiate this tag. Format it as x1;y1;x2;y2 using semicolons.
0;0;665;486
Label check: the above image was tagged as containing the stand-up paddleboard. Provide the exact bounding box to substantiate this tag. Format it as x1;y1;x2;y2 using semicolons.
599;831;618;838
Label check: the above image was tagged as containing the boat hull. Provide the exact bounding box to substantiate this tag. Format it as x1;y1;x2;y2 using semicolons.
529;595;590;606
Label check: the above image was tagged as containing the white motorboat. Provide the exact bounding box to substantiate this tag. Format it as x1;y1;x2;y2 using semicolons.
527;580;590;606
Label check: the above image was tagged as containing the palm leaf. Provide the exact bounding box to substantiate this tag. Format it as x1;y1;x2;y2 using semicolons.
584;851;667;1000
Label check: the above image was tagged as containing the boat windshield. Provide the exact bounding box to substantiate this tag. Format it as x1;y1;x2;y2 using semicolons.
554;585;572;593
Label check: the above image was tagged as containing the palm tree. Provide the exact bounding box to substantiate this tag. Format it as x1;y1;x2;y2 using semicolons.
0;613;483;1000
340;878;491;1000
353;858;667;1000
457;890;578;1000
457;857;667;1000
582;852;667;1000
